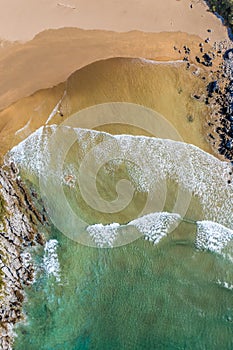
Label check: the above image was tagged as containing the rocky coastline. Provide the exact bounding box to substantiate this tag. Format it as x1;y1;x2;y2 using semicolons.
0;163;47;350
0;27;232;350
205;41;233;166
173;33;233;166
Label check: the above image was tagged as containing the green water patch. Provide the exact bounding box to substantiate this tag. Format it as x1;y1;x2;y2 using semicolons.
8;125;233;348
14;224;233;350
8;126;233;232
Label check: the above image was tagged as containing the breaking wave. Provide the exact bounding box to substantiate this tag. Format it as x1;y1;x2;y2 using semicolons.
7;125;233;254
42;239;60;282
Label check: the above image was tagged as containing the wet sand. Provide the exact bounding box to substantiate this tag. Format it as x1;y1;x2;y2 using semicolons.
0;29;216;111
0;56;213;158
0;1;232;348
0;0;229;161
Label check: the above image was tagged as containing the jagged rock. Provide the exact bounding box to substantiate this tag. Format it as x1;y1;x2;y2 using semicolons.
0;165;47;349
223;48;233;60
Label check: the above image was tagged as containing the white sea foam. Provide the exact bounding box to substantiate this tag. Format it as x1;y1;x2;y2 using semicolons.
129;212;181;244
8;125;56;176
87;223;120;248
216;279;233;291
87;213;181;247
7;125;233;250
43;239;60;282
196;221;233;258
137;58;185;65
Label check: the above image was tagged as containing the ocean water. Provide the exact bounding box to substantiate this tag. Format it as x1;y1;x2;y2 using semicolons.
8;125;233;349
13;224;233;350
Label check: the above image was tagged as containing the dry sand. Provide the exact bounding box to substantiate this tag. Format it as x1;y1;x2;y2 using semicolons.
0;2;231;348
0;0;229;159
0;0;228;42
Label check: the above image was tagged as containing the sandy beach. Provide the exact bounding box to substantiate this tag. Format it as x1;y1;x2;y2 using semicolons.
0;55;214;156
0;1;232;349
0;0;228;42
0;0;230;159
0;29;216;111
0;0;228;109
0;29;226;159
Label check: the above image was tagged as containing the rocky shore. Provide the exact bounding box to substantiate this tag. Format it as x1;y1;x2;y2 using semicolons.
172;33;233;166
0;163;47;350
0;28;232;350
205;40;233;166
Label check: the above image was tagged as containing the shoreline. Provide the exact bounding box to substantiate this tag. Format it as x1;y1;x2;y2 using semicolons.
0;164;47;350
0;29;217;112
0;0;232;347
0;30;231;161
0;54;232;349
205;41;233;165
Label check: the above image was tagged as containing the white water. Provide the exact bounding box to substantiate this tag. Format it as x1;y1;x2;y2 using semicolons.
43;239;60;282
129;212;181;245
7;125;233;253
87;223;120;248
216;279;233;291
196;221;233;260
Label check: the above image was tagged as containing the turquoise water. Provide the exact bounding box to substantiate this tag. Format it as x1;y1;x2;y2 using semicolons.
14;223;233;350
8;125;233;349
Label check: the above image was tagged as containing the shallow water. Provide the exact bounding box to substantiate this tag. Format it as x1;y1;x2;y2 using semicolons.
8;125;233;232
14;224;233;350
9;123;233;349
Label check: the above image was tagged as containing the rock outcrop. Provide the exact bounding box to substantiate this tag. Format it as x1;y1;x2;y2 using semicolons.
0;163;47;350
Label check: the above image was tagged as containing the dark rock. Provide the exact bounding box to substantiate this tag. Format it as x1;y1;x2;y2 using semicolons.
186;115;194;122
203;53;212;63
226;140;233;150
223;48;233;60
202;61;213;67
207;81;219;96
